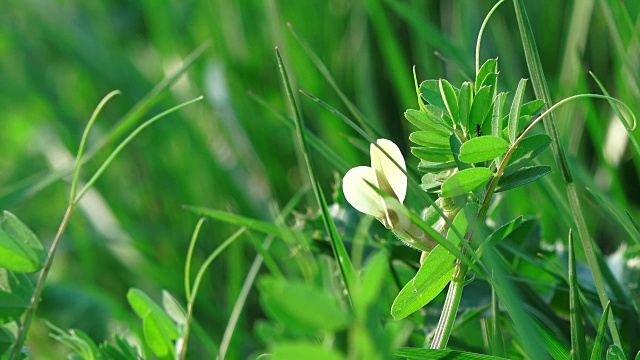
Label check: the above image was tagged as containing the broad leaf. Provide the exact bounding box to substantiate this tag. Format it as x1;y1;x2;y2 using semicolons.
404;109;451;136
0;211;46;273
391;245;455;320
127;288;179;358
477;216;524;255
459;136;509;163
441;167;493;197
409;131;450;147
420;80;447;109
496;166;551;192
0;268;33;324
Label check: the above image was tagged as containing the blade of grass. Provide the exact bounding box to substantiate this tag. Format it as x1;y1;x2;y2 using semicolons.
513;0;623;347
248;91;349;172
590;302;611;360
568;229;587;360
287;24;381;138
475;0;507;74
276;47;357;304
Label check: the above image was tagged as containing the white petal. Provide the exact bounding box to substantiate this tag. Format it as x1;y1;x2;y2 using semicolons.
342;166;385;217
370;139;407;203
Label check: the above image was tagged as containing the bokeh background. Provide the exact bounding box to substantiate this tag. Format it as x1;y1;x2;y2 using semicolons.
1;0;639;358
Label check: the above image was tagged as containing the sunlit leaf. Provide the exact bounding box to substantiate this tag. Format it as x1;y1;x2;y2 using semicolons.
0;211;46;273
391;244;455;320
127;288;179;358
459;136;509;163
418;160;457;173
404;109;451;136
409;131;450;147
419;79;446;109
441;167;493;197
606;345;626;360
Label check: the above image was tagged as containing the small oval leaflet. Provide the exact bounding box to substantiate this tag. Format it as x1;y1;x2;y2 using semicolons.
441;167;494;197
458;136;509;163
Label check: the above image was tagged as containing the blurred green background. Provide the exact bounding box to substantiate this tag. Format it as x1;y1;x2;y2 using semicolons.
1;0;639;358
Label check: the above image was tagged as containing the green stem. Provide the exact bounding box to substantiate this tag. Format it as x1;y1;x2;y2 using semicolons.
9;205;74;359
431;265;468;349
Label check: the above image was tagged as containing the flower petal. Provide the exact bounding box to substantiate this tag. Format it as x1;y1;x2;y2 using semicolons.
370;139;407;203
342;166;384;217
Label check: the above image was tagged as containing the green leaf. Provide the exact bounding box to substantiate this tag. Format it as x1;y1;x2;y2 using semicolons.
0;211;46;273
391;245;455;320
508;79;528;143
396;348;509;360
404;109;451;136
0;291;29;325
568;231;586;360
409;131;450;147
270;342;345;360
469;86;492;128
520;99;545;117
420;80;446;109
481;73;499;94
496;165;551;192
534;320;570;360
590;302;611;360
504;134;551;176
411;147;454;162
458;82;472;132
127;288;179;358
162;290;186;328
0;325;14;355
440;79;459;125
459;136;510;163
441;167;493;197
418;160;457;173
258;277;351;333
606;346;626;360
475;58;498;90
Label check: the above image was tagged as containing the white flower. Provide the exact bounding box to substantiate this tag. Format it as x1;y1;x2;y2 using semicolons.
342;139;407;229
342;139;435;251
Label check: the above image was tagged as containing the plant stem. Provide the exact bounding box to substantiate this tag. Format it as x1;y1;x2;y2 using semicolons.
9;204;75;359
431;264;468;349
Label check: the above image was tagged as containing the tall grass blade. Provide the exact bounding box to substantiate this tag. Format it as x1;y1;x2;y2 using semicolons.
568;229;586;360
590;302;611;360
276;47;357;304
513;0;623;347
